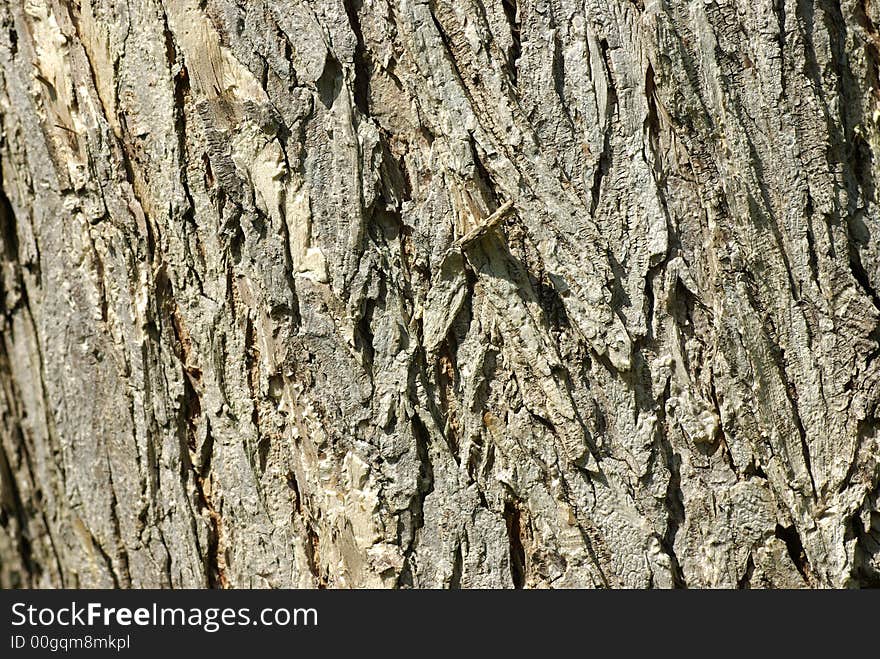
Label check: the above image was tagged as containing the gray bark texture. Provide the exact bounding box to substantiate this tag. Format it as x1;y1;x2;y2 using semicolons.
0;0;879;589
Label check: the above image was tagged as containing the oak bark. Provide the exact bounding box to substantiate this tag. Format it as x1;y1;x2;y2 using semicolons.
1;0;879;588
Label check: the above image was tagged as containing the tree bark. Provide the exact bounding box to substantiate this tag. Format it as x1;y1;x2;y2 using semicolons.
0;0;878;589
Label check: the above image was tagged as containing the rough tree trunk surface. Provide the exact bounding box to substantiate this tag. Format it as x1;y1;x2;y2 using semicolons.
0;0;879;589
